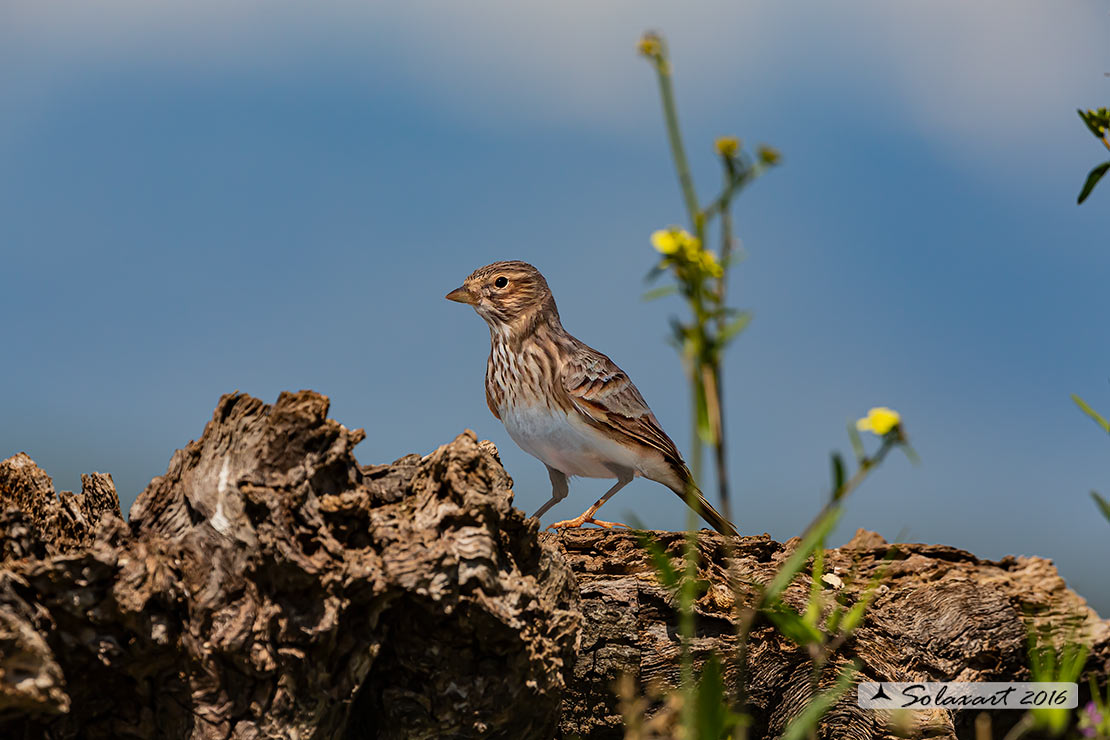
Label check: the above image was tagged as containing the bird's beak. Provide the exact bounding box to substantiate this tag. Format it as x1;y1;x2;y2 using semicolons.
445;286;477;305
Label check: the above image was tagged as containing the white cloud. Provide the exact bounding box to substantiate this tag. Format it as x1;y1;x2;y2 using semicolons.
862;0;1109;150
2;1;1108;153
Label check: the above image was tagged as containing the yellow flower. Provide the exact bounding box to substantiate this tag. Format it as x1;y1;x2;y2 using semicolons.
651;229;679;255
677;230;700;253
715;136;739;158
757;145;781;166
856;407;902;436
651;227;699;256
699;250;724;278
637;34;661;57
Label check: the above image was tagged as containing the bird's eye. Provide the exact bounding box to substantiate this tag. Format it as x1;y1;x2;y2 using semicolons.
494;276;508;288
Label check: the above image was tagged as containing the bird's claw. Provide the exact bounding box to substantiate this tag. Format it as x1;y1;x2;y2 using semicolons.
547;516;630;531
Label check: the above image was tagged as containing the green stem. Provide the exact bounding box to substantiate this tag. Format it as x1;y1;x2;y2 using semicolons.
718;178;736;282
798;436;897;544
703;166;757;221
651;43;700;231
707;363;731;522
733;435;898;720
679;525;698;731
711;164;736;517
688;354;704;485
679;475;700;734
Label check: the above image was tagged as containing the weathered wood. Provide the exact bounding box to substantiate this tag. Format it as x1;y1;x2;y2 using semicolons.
0;390;1106;739
550;528;1110;739
0;391;579;739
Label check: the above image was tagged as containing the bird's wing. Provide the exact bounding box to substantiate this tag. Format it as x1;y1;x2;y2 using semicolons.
560;341;740;536
560;343;685;468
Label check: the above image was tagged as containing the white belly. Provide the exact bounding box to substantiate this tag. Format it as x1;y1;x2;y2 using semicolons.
499;403;643;479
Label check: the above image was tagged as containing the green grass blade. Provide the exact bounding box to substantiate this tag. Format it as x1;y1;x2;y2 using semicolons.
838;544;899;635
1072;394;1110;434
765;598;824;647
764;506;841;601
804;547;824;628
1092;491;1110;524
694;654;731;739
840;596;871;635
1058;641;1090;682
830;453;846;501
642;284;678;302
780;664;857;740
826;604;844;634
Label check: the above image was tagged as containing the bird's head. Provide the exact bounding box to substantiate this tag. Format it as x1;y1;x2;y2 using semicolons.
446;260;558;332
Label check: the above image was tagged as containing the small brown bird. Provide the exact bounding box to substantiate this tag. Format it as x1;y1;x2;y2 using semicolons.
446;260;739;535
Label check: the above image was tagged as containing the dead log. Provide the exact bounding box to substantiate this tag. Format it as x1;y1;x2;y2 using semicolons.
550;528;1110;739
0;389;1106;739
0;391;578;739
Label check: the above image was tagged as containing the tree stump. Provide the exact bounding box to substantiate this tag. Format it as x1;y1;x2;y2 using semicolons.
0;390;1105;739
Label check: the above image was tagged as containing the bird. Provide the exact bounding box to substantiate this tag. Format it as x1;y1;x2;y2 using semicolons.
445;260;739;536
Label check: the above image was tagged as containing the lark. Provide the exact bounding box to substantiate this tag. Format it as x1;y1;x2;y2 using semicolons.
446;260;738;535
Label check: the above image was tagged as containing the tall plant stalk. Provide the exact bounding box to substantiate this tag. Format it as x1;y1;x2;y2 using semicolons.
640;32;777;518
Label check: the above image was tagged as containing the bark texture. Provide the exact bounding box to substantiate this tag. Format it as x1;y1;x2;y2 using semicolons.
0;391;579;739
0;390;1106;740
550;528;1110;740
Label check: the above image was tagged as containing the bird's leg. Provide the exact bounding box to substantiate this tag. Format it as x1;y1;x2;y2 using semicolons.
531;465;569;519
548;469;634;530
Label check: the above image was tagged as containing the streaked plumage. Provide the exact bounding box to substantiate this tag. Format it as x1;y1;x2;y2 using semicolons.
446;260;738;536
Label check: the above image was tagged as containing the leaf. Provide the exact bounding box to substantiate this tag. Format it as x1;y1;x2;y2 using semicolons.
718;312;752;344
804;546;825;628
830;453;846;501
1078;108;1108;138
1093;491;1110;524
780;664;857;740
826;604;844;634
847;422;865;463
669;317;690;346
763;598;824;647
1072;394;1110;434
839;579;879;634
642;284;678;302
721;248;748;269
839;596;871;636
694;654;733;739
1077;161;1110;204
763;506;841;602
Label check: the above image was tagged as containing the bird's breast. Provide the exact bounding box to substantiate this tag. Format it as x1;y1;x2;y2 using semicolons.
498;402;643;479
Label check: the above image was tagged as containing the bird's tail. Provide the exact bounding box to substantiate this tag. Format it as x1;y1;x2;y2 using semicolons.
668;467;739;536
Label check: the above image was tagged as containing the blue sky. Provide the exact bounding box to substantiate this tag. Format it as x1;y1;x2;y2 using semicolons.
3;1;1110;611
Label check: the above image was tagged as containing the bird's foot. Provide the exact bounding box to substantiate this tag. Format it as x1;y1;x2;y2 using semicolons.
547;515;630;531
